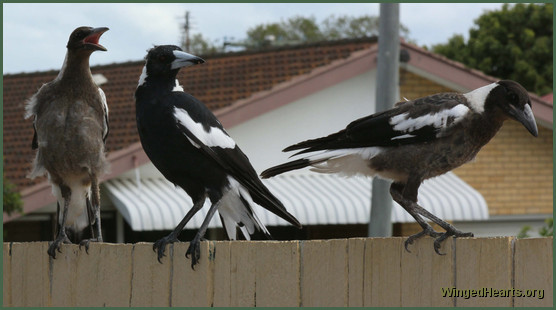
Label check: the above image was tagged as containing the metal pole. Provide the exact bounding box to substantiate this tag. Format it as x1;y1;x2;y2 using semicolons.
369;3;400;237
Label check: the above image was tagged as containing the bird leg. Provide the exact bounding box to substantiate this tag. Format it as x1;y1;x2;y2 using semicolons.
153;193;207;263
186;200;219;270
390;179;473;255
408;204;474;254
390;182;443;252
48;184;73;259
79;197;97;253
79;176;103;252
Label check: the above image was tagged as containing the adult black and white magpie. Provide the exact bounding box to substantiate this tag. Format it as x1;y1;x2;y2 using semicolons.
261;80;538;253
135;45;301;268
25;26;110;258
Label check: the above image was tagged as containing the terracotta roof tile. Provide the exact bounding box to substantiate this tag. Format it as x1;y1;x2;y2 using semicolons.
3;38;376;190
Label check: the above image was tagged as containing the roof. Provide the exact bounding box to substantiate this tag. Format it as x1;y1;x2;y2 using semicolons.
104;172;488;231
3;38;376;191
541;92;553;104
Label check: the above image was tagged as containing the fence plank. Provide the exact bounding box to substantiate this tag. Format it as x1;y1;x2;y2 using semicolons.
455;237;513;307
230;241;256;306
3;243;11;307
364;237;403;306
255;241;300;306
50;243;81;306
514;237;553;307
401;236;454;307
171;241;214;306
347;238;366;306
10;242;50;306
130;242;172;307
301;239;348;306
212;241;232;306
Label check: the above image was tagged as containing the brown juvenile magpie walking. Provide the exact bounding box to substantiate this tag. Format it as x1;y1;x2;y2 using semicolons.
25;26;110;258
135;45;301;268
261;80;538;253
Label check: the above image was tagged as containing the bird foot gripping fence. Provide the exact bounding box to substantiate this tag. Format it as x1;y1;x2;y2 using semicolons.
3;237;553;307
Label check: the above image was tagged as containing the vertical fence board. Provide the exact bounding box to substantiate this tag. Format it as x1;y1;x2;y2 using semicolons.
230;241;256;306
347;238;366;307
255;241;300;307
514;237;553;307
212;241;231;307
3;243;11;307
54;243;132;307
401;237;454;307
130;242;172;307
10;242;50;306
171;241;214;306
301;239;348;306
455;237;513;307
364;237;403;306
50;244;81;306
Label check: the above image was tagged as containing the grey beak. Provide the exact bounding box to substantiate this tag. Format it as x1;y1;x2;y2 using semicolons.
171;51;205;70
509;104;538;137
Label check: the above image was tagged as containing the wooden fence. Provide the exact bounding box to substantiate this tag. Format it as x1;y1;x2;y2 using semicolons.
2;237;553;307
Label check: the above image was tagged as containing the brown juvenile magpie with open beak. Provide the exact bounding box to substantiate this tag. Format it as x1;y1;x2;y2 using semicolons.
135;45;301;268
25;26;110;258
261;80;538;254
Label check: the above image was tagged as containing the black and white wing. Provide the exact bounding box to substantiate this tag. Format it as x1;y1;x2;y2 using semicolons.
99;87;109;144
171;93;301;228
285;93;471;155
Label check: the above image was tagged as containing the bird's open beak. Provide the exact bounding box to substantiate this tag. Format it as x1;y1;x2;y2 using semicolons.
509;103;538;137
171;51;205;70
84;27;109;51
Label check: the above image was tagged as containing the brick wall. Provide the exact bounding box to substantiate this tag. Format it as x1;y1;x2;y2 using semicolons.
400;70;553;216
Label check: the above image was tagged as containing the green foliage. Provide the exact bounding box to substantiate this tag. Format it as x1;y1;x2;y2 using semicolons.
183;14;410;54
517;218;553;238
188;33;222;55
3;174;23;216
539;218;553;237
246;15;409;48
432;3;553;95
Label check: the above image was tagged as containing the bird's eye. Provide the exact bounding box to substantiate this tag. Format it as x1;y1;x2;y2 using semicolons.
159;56;166;62
508;92;518;103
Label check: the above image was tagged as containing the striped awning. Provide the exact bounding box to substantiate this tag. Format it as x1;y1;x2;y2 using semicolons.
103;172;488;231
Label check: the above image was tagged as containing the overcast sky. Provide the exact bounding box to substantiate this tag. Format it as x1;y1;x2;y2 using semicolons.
3;3;504;74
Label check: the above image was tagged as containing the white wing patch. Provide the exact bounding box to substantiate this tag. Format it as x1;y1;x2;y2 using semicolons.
172;79;184;92
391;133;416;140
173;107;236;149
99;87;109;140
463;82;497;113
137;65;147;87
389;104;470;133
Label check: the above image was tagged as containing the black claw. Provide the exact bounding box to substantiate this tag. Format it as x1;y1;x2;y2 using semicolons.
153;236;178;264
186;240;201;270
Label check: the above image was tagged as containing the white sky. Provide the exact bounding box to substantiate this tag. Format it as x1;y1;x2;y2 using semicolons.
2;3;503;74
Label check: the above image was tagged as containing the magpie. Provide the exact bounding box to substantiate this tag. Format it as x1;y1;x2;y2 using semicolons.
25;26;110;258
135;45;301;268
261;80;538;254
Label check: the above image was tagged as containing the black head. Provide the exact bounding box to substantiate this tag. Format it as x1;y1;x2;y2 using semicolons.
488;80;538;137
66;26;109;52
143;45;205;79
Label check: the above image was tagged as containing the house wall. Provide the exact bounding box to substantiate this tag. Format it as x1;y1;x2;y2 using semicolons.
227;70;377;173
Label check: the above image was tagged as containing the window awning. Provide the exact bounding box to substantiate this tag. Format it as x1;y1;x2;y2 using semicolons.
103;172;488;231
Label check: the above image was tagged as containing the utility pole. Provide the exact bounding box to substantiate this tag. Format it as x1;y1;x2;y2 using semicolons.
183;11;190;52
368;3;400;237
